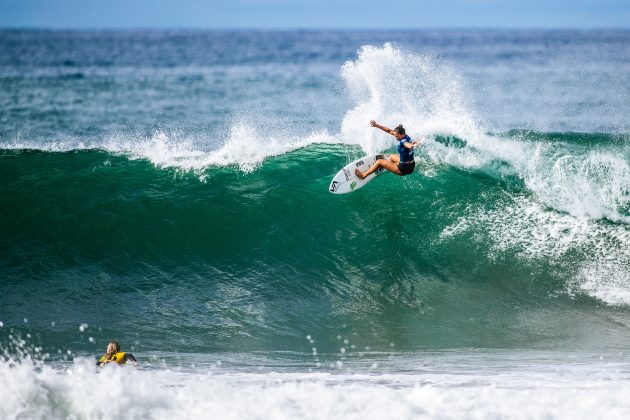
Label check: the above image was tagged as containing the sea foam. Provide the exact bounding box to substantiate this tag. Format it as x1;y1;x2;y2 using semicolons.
3;355;630;420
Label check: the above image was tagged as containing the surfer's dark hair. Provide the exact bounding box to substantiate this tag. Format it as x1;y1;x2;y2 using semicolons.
394;124;406;135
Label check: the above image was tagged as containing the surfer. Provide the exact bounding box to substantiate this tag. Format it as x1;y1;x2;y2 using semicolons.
355;120;419;179
97;340;138;366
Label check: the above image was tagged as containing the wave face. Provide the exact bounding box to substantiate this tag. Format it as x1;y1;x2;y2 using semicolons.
1;135;629;354
1;30;630;359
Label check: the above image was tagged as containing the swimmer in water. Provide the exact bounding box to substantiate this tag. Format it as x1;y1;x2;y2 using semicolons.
97;340;137;366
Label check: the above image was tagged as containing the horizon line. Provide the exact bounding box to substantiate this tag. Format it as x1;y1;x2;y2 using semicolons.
1;26;629;32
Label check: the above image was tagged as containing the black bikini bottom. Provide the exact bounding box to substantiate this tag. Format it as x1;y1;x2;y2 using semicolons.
398;161;415;175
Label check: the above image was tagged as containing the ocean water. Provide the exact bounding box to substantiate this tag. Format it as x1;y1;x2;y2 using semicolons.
1;29;630;418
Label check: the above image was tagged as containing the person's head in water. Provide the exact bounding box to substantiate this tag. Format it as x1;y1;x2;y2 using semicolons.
98;339;137;366
104;340;120;360
393;124;406;140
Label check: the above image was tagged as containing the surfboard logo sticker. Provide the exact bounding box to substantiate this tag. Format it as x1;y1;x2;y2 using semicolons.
343;169;351;181
355;161;364;167
330;181;340;192
350;181;357;190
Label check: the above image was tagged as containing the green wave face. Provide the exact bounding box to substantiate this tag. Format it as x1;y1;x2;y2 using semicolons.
1;135;629;354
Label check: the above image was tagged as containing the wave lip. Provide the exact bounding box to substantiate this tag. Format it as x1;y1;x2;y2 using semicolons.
1;125;339;174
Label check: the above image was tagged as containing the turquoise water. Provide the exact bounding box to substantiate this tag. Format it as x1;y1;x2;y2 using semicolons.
2;137;629;356
1;30;630;418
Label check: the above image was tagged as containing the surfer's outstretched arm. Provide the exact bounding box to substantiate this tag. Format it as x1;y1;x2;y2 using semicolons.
370;120;396;136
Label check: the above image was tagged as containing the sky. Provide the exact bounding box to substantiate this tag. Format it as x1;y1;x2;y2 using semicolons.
1;0;629;29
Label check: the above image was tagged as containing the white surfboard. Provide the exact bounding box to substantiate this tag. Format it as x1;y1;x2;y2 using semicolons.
329;154;386;194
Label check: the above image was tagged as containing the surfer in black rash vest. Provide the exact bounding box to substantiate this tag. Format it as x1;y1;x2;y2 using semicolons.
355;120;419;179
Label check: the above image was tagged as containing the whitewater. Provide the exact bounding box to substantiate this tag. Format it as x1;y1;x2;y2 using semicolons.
1;30;630;418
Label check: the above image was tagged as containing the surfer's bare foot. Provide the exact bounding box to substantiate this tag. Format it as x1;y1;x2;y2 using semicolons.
355;168;365;179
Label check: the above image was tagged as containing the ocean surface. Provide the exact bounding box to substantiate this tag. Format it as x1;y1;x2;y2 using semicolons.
1;29;630;418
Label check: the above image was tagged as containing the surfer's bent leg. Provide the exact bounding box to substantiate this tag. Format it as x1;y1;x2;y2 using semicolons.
355;158;403;179
355;159;383;179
